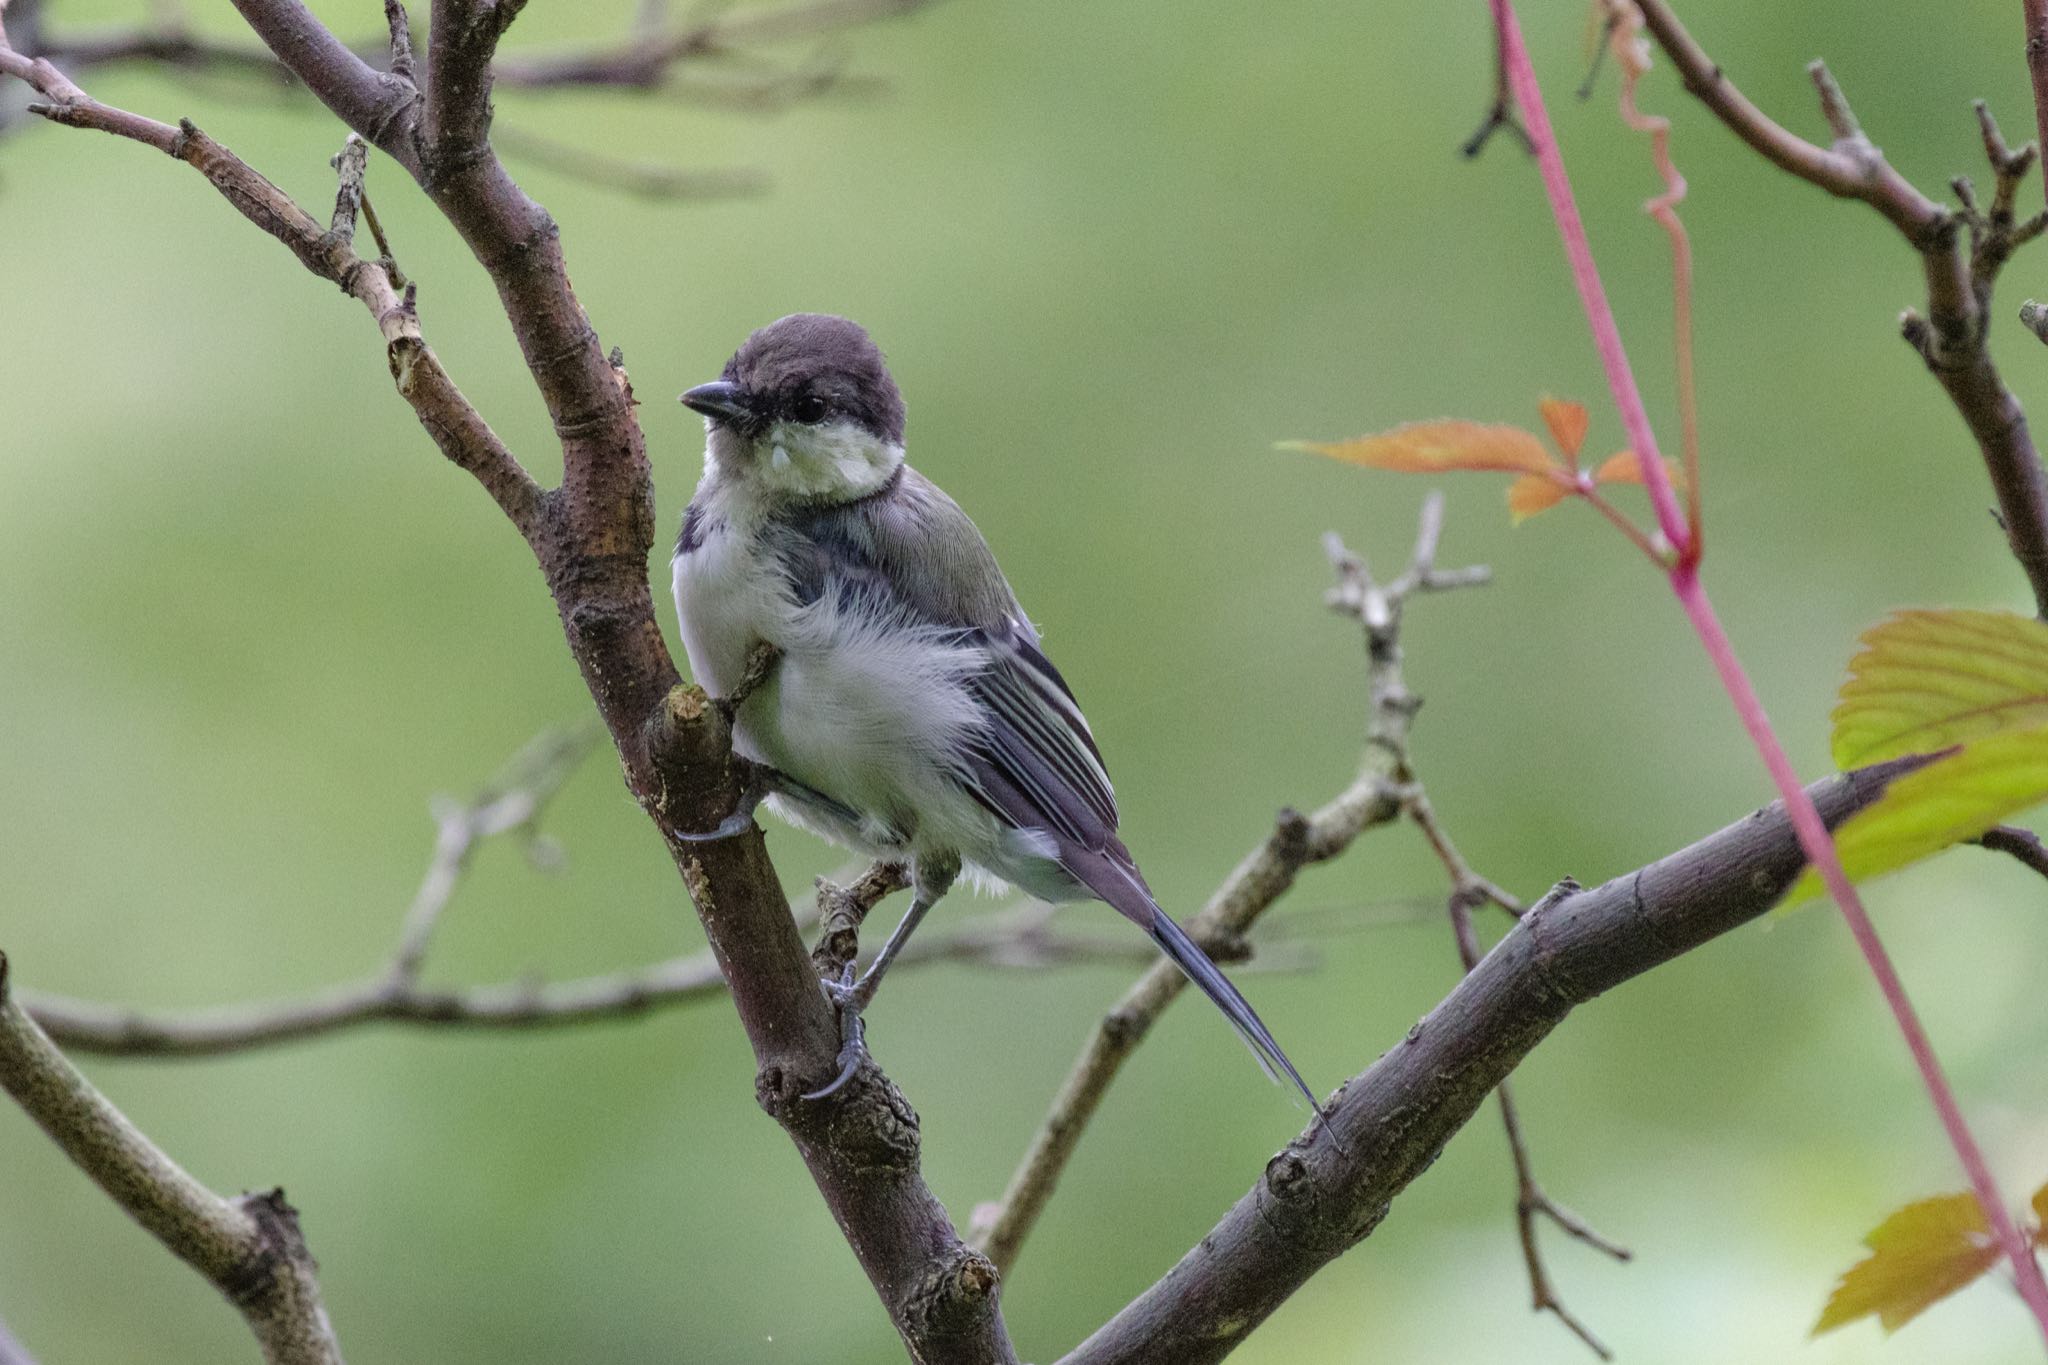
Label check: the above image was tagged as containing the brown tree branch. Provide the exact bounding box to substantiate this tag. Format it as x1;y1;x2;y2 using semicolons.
1631;0;2048;617
1976;822;2048;880
1;19;1013;1361
968;495;1490;1277
26;872;1263;1059
2025;0;2048;213
0;956;343;1364
1058;753;1933;1365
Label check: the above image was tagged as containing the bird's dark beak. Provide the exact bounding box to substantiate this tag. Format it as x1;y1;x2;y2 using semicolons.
680;380;752;427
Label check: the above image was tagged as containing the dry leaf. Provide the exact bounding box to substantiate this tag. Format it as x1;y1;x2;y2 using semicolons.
1814;1194;1999;1335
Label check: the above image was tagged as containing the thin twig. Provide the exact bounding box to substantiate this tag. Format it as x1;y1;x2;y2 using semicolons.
970;497;1490;1275
1414;791;1627;1360
1632;0;2048;616
1975;823;2048;880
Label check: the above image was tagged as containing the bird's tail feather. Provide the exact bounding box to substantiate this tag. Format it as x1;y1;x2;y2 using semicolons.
1146;904;1318;1112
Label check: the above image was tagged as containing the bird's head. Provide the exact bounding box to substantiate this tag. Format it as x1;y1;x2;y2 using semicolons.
681;313;907;506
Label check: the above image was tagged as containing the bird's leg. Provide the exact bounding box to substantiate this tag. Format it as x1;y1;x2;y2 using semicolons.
673;761;864;845
671;644;787;843
803;852;960;1099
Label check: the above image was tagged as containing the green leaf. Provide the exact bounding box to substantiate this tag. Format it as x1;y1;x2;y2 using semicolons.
1815;1194;2000;1336
1787;728;2048;902
1833;610;2048;768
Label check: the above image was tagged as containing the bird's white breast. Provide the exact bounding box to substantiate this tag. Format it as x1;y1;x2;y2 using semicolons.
671;489;990;850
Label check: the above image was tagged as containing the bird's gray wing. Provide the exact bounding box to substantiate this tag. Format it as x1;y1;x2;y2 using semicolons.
778;468;1120;849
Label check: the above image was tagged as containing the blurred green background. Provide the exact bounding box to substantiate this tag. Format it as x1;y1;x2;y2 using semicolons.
4;1;2046;1361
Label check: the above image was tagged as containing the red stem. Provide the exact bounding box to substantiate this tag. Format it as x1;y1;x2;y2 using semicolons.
1493;0;2048;1338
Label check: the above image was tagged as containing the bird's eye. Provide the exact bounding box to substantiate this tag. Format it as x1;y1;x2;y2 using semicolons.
790;394;829;424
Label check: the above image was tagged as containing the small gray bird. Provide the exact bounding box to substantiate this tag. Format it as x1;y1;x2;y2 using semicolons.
672;313;1313;1106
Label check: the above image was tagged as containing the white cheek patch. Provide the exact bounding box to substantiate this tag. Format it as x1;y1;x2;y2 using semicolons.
750;418;903;500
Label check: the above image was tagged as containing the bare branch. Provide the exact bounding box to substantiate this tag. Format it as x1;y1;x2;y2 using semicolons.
223;0;418;167
1059;753;1935;1365
1975;823;2048;880
1631;0;2048;616
0;956;343;1364
424;0;524;160
969;497;1491;1276
0;44;540;531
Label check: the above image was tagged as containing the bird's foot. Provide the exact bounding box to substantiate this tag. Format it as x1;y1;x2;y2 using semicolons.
801;965;873;1100
671;760;772;844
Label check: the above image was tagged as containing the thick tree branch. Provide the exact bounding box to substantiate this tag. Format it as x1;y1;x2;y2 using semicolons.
1632;0;2048;617
0;956;343;1364
222;0;418;167
970;496;1490;1276
1;24;1011;1362
1058;754;1931;1365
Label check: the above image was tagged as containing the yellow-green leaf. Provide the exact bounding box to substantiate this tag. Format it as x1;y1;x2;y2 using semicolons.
2034;1180;2048;1247
1814;1194;1999;1336
1282;421;1561;477
1786;728;2048;902
1833;610;2048;769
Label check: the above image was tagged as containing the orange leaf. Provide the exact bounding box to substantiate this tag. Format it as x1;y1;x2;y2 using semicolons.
1813;1194;1999;1335
1284;421;1560;477
1538;397;1589;464
1591;449;1686;490
1507;473;1571;524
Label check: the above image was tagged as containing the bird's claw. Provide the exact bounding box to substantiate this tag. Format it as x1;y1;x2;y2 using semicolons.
802;964;870;1101
672;760;772;844
671;805;760;844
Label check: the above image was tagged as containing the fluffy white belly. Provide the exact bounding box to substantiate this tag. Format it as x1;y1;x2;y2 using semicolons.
672;525;992;855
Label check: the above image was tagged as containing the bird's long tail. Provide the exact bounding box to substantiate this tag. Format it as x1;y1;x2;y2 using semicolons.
1145;904;1319;1112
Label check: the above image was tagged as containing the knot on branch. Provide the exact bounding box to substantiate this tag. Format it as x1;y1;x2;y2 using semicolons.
805;1075;923;1172
1258;1146;1349;1256
643;684;745;835
810;862;911;978
219;1188;307;1312
900;1247;1002;1342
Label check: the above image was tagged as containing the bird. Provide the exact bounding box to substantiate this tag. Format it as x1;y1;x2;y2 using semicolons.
670;312;1314;1107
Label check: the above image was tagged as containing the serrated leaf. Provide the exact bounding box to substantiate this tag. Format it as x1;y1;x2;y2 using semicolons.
1590;449;1686;489
1814;1194;1999;1335
1785;728;2048;902
1507;473;1571;524
1833;610;2048;768
1283;421;1561;477
1538;397;1588;464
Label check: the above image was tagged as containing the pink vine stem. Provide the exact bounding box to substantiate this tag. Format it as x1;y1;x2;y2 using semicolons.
1491;0;2048;1339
